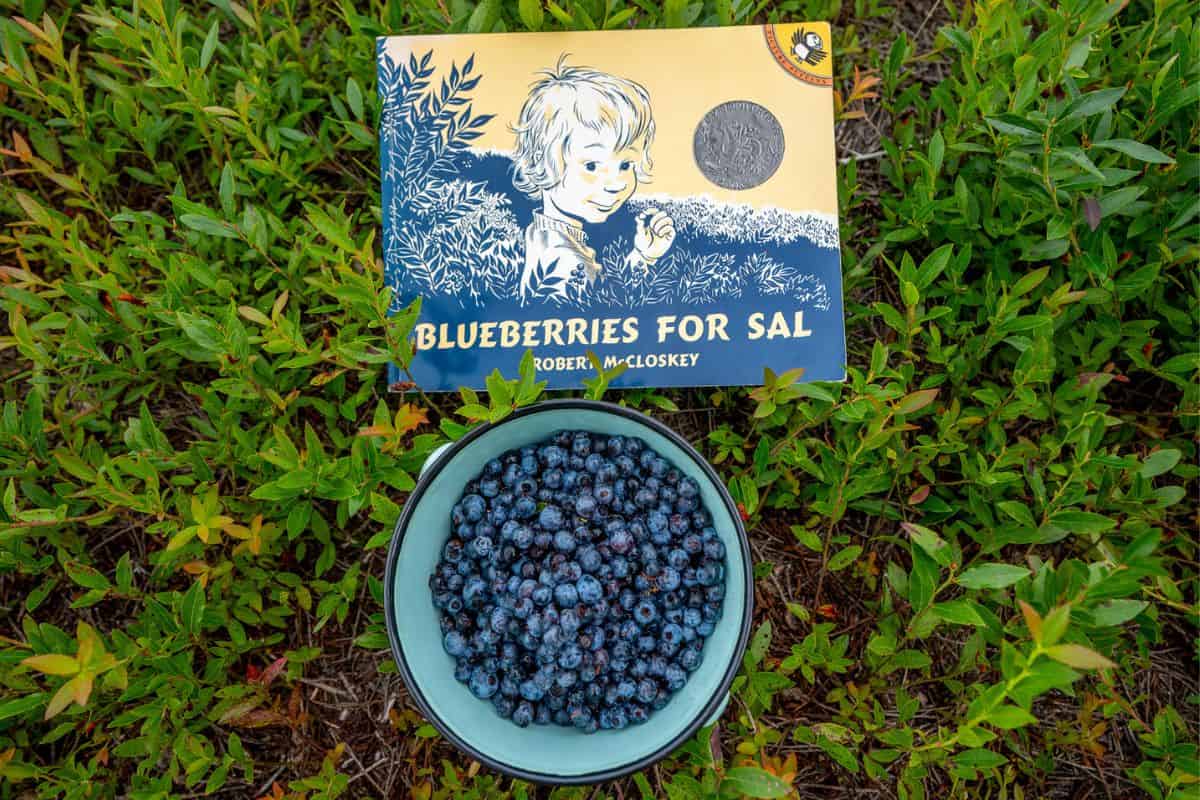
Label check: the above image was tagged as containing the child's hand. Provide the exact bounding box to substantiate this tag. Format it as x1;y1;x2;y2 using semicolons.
634;208;676;262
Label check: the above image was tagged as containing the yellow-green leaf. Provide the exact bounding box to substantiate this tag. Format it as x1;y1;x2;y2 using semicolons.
43;681;76;720
22;654;79;676
1046;644;1115;670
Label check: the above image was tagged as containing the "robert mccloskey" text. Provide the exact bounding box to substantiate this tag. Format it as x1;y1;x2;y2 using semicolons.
413;311;813;351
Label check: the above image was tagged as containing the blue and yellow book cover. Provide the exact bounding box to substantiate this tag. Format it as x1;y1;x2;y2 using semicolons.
377;24;844;390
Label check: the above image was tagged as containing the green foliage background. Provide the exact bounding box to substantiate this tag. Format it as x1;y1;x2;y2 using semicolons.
0;0;1196;798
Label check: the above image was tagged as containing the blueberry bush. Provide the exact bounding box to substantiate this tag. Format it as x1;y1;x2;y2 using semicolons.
0;0;1196;798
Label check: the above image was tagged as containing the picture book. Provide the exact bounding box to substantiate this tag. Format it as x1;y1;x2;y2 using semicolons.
377;24;844;391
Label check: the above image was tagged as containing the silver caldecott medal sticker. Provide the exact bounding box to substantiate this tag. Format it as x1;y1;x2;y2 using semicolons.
693;101;786;191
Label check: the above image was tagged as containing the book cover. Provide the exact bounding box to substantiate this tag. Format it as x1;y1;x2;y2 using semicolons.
377;24;844;391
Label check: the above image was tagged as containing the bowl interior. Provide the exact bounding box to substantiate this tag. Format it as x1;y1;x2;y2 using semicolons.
389;406;748;779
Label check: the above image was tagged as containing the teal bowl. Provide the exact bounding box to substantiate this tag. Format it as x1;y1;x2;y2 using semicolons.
384;399;752;784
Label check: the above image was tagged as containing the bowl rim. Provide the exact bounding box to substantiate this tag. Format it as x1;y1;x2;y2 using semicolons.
383;398;754;785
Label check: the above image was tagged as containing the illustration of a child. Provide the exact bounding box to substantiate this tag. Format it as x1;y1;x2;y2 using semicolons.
511;58;676;304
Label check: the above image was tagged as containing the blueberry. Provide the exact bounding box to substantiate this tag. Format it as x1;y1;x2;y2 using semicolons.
553;583;578;607
702;602;722;622
493;695;515;718
512;701;534;727
608;529;634;554
490;607;511;633
553;530;577;553
703;539;725;564
443;630;469;657
571;434;592;457
616;680;636;700
575;574;602;604
697;564;723;586
472;536;496;561
462;495;486;522
559;643;583;669
636;678;657;703
706;584;725;603
683;607;702;628
484;458;503;476
463;577;487;608
660;623;683;654
574;494;597;519
647;510;669;537
532;585;552;607
637;635;656;653
520;453;538;475
517;679;544;703
469;668;499;699
611;556;630;578
657;567;681;592
632;600;657;626
541;446;567;469
539;505;564;531
513;496;537;519
633;487;656;509
697;620;716;637
577;546;602;573
455;658;473;684
664;664;686;691
584;453;604;473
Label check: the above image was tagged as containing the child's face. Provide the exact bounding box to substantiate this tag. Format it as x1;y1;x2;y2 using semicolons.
545;129;642;224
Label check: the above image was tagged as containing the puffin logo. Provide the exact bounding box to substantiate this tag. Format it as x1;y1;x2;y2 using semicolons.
764;23;834;87
791;28;827;66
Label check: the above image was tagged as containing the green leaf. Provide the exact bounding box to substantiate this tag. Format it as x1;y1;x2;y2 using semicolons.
1048;510;1115;534
934;599;986;626
1041;605;1070;647
895;389;939;415
827;545;862;572
956;563;1029;590
180;581;206;635
986;704;1037;730
721;767;793;798
1046;644;1116;670
1092;138;1175;164
747;621;771;667
1064;86;1126;118
518;0;544;29
0;693;47;722
345;77;364;120
1140;449;1181;478
180;213;238;239
903;522;953;567
1091;599;1148;626
954;748;1008;768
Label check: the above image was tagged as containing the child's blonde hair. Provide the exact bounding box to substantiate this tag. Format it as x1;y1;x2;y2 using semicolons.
511;56;655;197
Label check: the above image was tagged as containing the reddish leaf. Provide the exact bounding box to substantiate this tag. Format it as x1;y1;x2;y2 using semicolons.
394;403;429;436
258;656;287;687
908;485;931;505
1083;197;1101;231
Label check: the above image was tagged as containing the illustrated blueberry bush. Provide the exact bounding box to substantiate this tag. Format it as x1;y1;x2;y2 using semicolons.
432;431;726;733
0;0;1195;799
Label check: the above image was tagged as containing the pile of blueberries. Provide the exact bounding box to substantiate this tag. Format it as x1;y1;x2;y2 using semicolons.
430;430;727;733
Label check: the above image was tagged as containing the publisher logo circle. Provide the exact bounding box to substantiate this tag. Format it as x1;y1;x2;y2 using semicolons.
693;101;785;191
